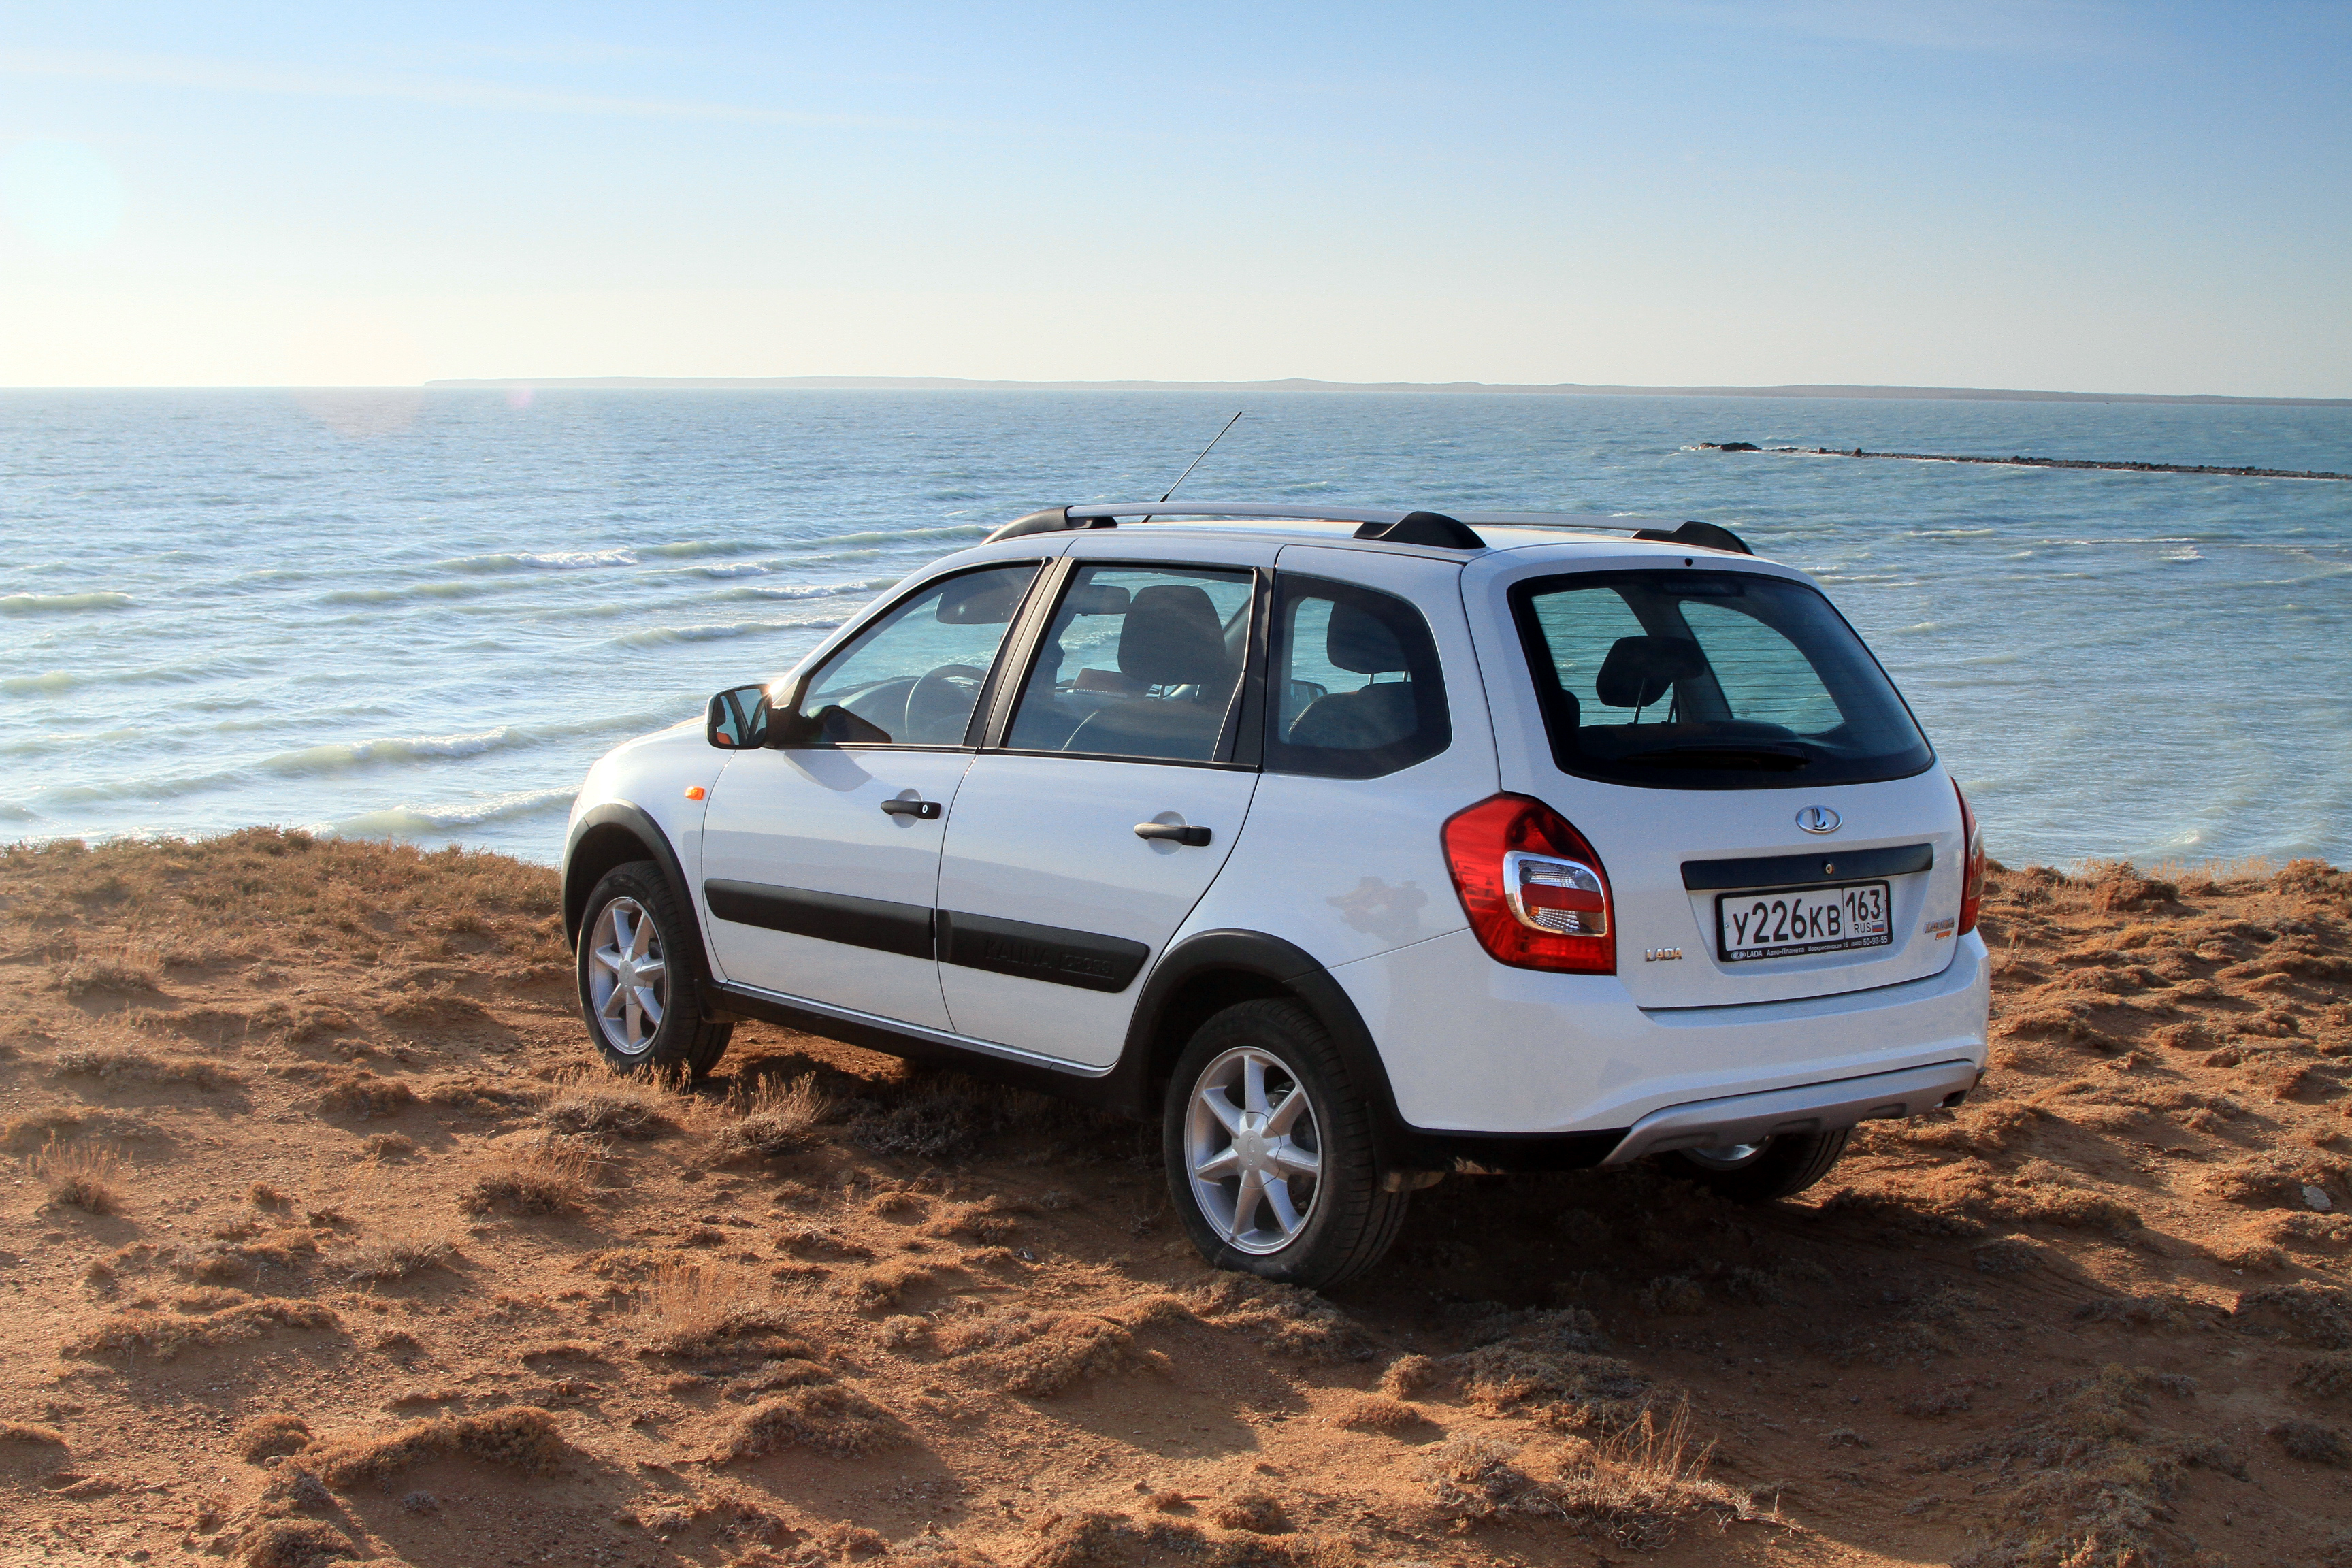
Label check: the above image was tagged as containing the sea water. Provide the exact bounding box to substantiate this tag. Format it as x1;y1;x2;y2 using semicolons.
3;389;2347;868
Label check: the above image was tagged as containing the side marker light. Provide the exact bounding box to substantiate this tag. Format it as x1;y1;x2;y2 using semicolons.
685;785;706;801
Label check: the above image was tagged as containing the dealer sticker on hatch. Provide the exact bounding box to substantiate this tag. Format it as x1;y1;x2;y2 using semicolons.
1717;881;1892;961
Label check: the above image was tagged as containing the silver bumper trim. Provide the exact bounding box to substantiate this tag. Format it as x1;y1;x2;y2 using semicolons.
1598;1059;1980;1165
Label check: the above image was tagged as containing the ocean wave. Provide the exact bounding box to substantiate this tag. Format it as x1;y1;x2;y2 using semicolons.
718;579;893;604
0;801;39;822
436;547;640;574
612;618;840;648
1;670;82;696
259;725;529;777
319;787;577;838
323;579;508;606
0;591;134;616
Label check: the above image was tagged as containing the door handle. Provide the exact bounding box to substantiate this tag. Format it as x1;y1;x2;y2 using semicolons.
1134;822;1211;847
879;798;941;819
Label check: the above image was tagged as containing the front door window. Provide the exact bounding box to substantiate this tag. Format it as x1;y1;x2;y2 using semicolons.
798;565;1039;747
1003;564;1254;762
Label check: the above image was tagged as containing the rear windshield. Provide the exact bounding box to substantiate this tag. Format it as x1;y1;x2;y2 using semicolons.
1511;569;1933;790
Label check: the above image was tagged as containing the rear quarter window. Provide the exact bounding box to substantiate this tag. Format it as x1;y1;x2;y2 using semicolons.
1512;568;1933;790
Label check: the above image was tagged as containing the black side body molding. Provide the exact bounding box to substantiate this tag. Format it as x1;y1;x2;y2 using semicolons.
1682;842;1933;892
704;879;934;960
937;909;1149;993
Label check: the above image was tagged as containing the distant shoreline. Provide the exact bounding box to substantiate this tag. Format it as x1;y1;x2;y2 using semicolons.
419;374;2352;409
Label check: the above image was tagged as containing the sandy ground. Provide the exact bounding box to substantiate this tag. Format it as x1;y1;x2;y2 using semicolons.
2;832;2349;1568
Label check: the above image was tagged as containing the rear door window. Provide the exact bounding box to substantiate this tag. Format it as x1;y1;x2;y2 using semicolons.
1267;575;1449;779
1512;569;1932;789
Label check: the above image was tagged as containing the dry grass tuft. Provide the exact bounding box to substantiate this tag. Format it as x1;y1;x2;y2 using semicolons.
719;1385;897;1460
361;1132;417;1159
459;1139;593;1214
538;1069;674;1139
2293;1352;2352;1401
313;1068;416;1119
66;1297;340;1360
31;1137;124;1213
237;1518;353;1568
54;1047;238;1090
636;1261;798;1355
2235;1283;2352;1348
946;1311;1134;1396
232;1412;314;1462
50;956;160;997
0;1421;66;1447
308;1406;572;1486
1379;1353;1437;1396
1425;1405;1762;1550
715;1073;833;1160
1186;1275;1373;1363
339;1232;456;1284
1329;1393;1427;1434
1211;1488;1290;1534
2270;1419;2350;1465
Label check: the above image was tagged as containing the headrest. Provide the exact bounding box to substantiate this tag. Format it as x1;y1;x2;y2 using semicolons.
1326;600;1408;674
1118;584;1228;687
1595;635;1706;708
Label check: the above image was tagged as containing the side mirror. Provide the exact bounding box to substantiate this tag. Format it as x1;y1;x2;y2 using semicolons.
706;685;772;749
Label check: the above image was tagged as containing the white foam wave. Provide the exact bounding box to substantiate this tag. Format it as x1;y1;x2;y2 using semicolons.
319;787;576;838
1;591;133;616
259;725;529;777
612;619;836;648
436;547;640;574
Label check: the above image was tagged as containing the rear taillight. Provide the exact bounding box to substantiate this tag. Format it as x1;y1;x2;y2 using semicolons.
1442;794;1615;974
1955;779;1987;936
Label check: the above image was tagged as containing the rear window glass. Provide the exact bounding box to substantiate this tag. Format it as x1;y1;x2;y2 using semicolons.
1511;570;1932;789
1267;575;1449;779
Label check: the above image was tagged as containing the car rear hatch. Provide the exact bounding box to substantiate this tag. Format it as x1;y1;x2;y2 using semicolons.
1466;549;1970;1008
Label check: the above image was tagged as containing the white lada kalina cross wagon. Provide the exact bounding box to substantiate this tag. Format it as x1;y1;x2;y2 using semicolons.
562;504;1991;1288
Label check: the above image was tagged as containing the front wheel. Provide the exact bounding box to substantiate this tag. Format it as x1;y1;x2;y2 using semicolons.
1162;998;1407;1290
1665;1128;1849;1202
576;860;732;1079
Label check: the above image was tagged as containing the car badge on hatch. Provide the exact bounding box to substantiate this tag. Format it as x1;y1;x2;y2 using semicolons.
1796;805;1841;835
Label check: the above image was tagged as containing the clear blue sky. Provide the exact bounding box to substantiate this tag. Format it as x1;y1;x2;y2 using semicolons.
2;1;2347;393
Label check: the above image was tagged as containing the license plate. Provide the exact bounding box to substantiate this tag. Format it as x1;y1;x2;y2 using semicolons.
1716;881;1891;961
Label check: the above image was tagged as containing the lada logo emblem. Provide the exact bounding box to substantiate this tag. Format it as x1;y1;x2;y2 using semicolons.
1795;805;1840;835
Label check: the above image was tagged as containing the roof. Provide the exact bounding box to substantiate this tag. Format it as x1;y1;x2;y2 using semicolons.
980;502;1759;559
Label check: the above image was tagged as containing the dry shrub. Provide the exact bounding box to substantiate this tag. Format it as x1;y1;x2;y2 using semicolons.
419;1075;538;1119
340;1232;455;1284
248;1181;289;1209
2235;1283;2352;1348
1186;1275;1371;1363
362;1132;416;1159
32;1137;123;1212
461;1139;593;1214
2208;1149;2351;1209
637;1261;798;1355
54;1047;238;1090
1211;1488;1290;1534
716;1073;832;1159
67;1298;340;1360
233;1413;314;1462
849;1075;996;1160
2272;1419;2350;1465
774;1222;877;1261
854;1261;939;1309
2210;1236;2289;1272
539;1069;674;1139
1329;1393;1426;1434
2293;1353;2352;1401
1451;1310;1650;1429
1425;1405;1761;1550
720;1386;896;1460
1380;1353;1436;1396
948;1311;1134;1396
1637;1275;1707;1316
309;1406;572;1486
238;1518;352;1568
314;1068;415;1119
50;957;159;997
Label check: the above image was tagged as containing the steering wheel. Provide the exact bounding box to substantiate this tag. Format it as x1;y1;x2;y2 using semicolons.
902;664;987;743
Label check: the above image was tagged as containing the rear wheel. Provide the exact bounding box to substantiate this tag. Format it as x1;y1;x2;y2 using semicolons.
1162;998;1406;1290
576;860;732;1079
1665;1128;1848;1202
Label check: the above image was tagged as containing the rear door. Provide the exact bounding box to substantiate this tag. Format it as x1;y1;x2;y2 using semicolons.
1465;548;1971;1007
701;561;1043;1028
935;542;1272;1066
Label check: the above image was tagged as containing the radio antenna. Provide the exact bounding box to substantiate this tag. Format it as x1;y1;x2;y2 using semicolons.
1144;411;1244;519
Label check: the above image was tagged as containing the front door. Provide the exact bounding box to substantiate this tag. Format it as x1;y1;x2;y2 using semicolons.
937;559;1263;1065
701;561;1042;1028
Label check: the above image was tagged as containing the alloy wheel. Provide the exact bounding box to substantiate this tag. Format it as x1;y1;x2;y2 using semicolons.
1184;1045;1322;1254
587;896;666;1056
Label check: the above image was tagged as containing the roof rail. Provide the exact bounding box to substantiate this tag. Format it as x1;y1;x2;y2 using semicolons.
1352;510;1485;550
1631;520;1752;555
981;502;1746;555
982;506;1117;543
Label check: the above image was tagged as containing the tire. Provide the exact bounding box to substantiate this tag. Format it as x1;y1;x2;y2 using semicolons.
1162;998;1407;1290
1665;1128;1849;1203
576;860;732;1079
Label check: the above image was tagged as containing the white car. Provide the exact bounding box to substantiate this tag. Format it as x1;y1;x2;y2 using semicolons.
563;504;1990;1286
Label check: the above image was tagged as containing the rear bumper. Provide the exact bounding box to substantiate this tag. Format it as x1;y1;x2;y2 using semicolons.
1597;1058;1980;1164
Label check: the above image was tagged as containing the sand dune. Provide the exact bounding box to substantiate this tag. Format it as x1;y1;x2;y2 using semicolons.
3;831;2348;1567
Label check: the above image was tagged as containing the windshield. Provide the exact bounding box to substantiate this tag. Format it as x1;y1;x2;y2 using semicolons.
1511;569;1933;790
